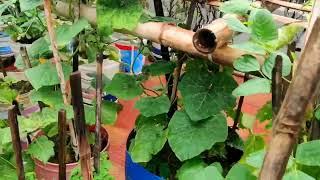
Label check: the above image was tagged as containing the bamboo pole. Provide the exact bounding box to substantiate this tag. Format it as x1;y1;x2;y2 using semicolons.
93;53;103;173
20;46;32;69
260;17;320;180
8;106;25;180
70;72;93;180
54;1;262;66
264;0;311;12
43;0;79;160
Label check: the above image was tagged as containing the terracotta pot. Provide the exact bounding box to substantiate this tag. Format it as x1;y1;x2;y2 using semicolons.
34;125;109;180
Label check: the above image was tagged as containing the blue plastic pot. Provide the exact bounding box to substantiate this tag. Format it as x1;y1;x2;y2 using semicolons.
126;151;164;180
0;46;13;55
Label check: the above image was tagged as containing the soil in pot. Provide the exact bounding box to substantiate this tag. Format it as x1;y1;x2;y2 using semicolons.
34;125;109;180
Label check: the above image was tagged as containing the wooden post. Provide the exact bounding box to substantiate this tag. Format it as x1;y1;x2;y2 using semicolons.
272;55;283;122
260;17;320;180
58;109;67;180
70;71;93;180
20;46;32;69
8;106;25;180
0;56;7;77
94;53;103;173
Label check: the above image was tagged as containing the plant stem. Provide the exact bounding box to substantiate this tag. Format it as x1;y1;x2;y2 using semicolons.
232;73;249;130
43;0;79;160
272;55;283;124
170;54;186;103
141;83;160;96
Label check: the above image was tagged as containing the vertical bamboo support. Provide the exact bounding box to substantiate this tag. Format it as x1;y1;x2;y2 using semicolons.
58;109;67;180
20;46;32;69
260;17;320;180
8;106;25;180
70;71;93;180
94;53;103;173
272;55;283;122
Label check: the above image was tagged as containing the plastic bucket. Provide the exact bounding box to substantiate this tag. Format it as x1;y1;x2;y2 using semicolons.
0;32;12;55
115;43;145;74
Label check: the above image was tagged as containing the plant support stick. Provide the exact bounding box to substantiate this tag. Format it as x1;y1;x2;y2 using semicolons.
8;106;25;180
94;53;103;173
43;0;79;160
58;109;67;180
260;17;320;180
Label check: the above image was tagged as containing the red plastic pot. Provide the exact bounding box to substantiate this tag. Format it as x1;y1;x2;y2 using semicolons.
33;125;109;180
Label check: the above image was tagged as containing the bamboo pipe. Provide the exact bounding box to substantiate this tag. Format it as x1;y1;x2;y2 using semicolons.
54;1;263;66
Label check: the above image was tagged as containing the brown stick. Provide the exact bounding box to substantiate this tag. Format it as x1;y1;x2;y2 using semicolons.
272;55;283;122
8;106;25;180
232;73;249;130
260;17;320;180
43;0;79;160
58;109;67;180
20;46;32;69
264;0;312;12
70;71;93;180
170;55;185;103
0;57;7;77
94;53;103;173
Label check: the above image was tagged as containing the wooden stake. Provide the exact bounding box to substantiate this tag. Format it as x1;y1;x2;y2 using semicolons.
72;38;79;72
260;17;320;180
58;109;67;180
20;46;32;69
43;0;79;160
94;53;103;173
0;57;7;77
70;71;93;180
272;55;283;122
8;106;25;180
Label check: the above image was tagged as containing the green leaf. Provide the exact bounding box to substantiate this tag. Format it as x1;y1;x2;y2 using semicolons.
233;54;260;72
261;52;292;79
232;78;271;97
19;0;43;11
29;87;63;107
142;61;176;76
267;24;303;50
85;101;121;125
245;150;265;169
195;166;224;180
226;164;256;180
240;135;265;162
241;113;256;130
230;42;266;55
96;0;143;36
0;85;18;104
283;170;315;180
27;136;55;163
129;115;168;163
25;62;72;90
256;101;272;126
219;0;251;15
250;9;278;42
211;162;223;174
296;140;320;166
176;158;207;180
179;71;237;121
315;108;320;121
168;111;228;161
225;16;250;33
135;96;170;117
0;155;17;180
105;73;143;100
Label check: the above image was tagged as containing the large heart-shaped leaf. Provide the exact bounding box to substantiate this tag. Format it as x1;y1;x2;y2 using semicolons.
232;78;271;97
27;136;55;163
85;101;122;125
250;9;278;42
96;0;143;36
142;61;176;76
226;164;256;180
168;111;228;161
129;115;168;162
262;52;292;79
105;73;143;100
179;71;237;121
135;96;171;117
296;140;320;166
225;16;250;33
219;0;251;15
233;54;260;72
230;42;266;55
0;85;18;104
25;62;72;90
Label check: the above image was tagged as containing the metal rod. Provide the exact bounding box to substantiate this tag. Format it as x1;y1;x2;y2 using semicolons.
94;53;103;173
8;106;25;180
58;109;67;180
